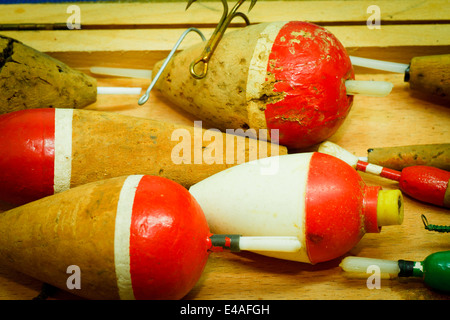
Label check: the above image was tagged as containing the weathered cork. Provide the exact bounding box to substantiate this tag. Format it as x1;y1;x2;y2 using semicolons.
367;143;450;171
152;23;273;133
0;35;97;114
409;54;450;101
70;110;287;189
0;176;127;300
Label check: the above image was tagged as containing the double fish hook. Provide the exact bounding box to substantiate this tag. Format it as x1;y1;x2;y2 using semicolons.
187;0;257;79
138;0;257;105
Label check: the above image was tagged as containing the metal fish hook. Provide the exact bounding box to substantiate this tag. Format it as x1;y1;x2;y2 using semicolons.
421;214;450;233
186;0;257;79
138;27;206;106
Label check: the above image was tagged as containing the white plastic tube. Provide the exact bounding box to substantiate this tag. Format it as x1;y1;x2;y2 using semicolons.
340;256;400;277
350;56;409;74
91;67;152;79
239;236;302;252
345;80;393;97
97;87;142;95
318;141;359;167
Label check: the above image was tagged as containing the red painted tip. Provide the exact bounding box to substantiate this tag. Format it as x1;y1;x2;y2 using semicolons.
129;175;211;300
265;21;354;149
399;166;450;207
0;109;56;205
305;152;380;264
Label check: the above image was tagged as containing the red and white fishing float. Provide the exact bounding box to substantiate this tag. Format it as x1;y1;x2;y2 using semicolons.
0;108;284;206
319;141;450;208
146;20;393;149
0;174;300;300
0;153;404;299
189;152;404;264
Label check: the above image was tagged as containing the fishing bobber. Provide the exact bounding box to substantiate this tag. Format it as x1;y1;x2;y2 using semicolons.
340;251;450;293
0;35;141;115
150;21;393;149
350;54;450;100
189;152;404;264
0;35;96;114
0;108;285;205
365;143;450;172
318;141;450;208
0;174;302;300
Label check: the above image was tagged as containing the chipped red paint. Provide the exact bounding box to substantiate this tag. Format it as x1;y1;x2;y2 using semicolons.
399;166;450;207
305;152;380;264
0;109;55;205
129;175;210;299
265;21;354;149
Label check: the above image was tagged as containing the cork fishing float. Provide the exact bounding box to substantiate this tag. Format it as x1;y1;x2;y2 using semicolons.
0;108;285;206
0;175;301;300
144;14;393;149
350;54;450;101
318;141;450;208
0;35;142;115
340;251;450;293
363;143;450;172
189;152;404;264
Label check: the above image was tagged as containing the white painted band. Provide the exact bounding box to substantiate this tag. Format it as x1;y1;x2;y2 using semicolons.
53;109;73;194
246;21;286;100
365;163;383;175
245;21;287;128
114;174;144;300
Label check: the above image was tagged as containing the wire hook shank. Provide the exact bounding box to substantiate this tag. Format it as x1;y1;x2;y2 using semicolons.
187;0;256;79
138;27;206;106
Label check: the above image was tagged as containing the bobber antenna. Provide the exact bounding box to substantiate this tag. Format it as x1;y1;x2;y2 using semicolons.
208;234;302;253
350;54;450;100
186;0;257;79
340;251;450;293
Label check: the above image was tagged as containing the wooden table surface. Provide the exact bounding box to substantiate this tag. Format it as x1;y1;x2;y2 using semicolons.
0;0;449;300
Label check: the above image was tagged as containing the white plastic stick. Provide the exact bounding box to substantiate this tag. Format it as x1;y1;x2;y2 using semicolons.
350;56;409;74
340;256;400;277
318;141;389;177
91;67;152;79
345;80;393;97
318;141;359;167
97;87;142;95
239;236;301;252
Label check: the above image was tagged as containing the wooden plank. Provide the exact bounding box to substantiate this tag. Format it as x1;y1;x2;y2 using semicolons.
3;24;449;53
2;24;448;70
37;46;449;73
1;0;449;26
